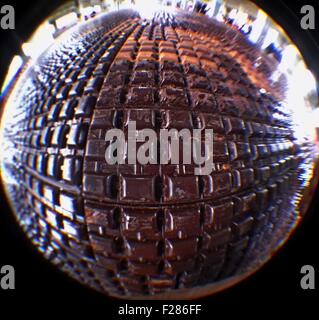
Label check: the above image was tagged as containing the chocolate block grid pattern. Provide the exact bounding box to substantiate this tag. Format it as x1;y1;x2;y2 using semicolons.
1;10;311;298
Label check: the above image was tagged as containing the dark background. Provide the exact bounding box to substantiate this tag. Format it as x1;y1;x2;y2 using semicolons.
0;0;318;317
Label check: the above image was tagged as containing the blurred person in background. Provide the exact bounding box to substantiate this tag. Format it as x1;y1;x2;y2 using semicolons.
239;16;253;36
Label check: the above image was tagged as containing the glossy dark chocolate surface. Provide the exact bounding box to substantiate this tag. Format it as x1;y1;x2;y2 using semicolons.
0;9;318;299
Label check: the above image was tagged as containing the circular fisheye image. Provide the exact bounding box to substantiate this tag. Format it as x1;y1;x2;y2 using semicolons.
0;0;318;299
